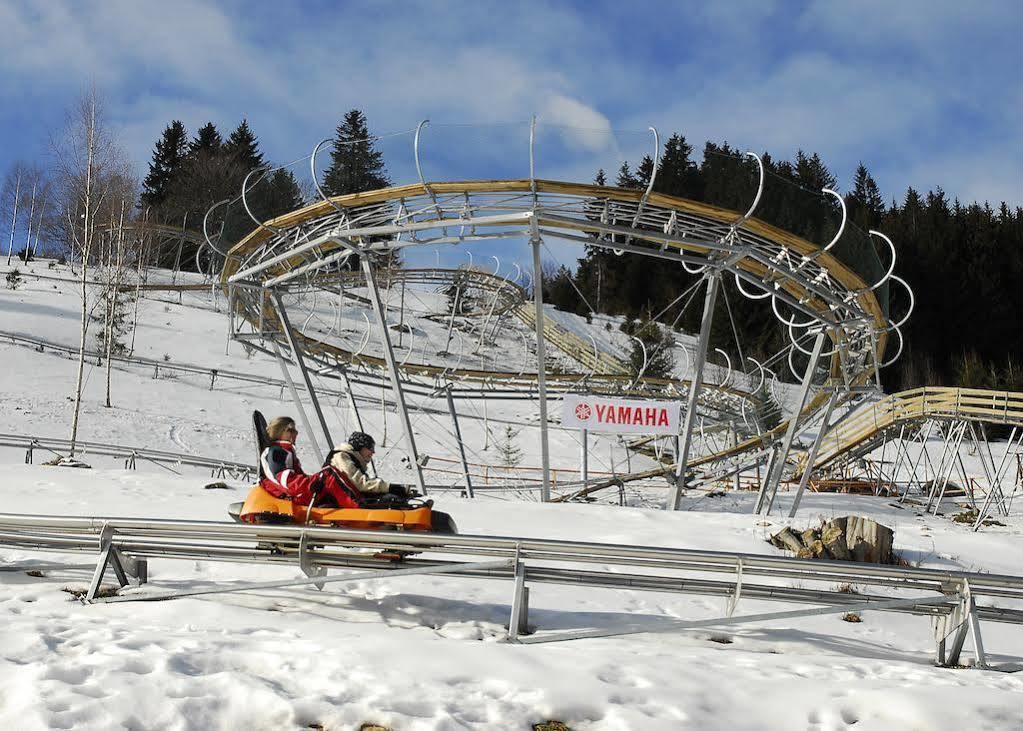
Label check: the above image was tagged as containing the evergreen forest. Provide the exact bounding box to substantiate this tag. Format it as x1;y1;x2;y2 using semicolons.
135;115;1023;395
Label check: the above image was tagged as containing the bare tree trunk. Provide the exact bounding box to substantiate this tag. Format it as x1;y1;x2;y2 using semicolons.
22;178;36;261
104;203;126;407
129;208;148;355
5;169;20;265
68;94;98;457
30;194;47;258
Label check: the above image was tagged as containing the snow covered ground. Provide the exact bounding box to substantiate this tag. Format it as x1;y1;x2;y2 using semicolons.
1;260;1022;729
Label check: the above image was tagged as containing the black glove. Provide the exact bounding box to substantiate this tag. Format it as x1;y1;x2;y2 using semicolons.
388;483;409;499
310;473;326;496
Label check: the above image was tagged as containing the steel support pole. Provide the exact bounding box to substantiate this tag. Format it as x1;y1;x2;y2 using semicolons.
272;291;333;456
362;257;427;495
271;341;324;465
970;422;1007;517
667;273;720;511
759;330;826;516
788;390;839;518
530;233;552;502
446;385;475;498
581;429;589;486
339;367;376;477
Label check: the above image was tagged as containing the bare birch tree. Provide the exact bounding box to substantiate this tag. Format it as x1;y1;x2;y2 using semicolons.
1;163;26;265
52;86;132;456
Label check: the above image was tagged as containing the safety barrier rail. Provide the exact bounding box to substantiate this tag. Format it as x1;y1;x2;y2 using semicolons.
0;512;1018;664
0;434;254;480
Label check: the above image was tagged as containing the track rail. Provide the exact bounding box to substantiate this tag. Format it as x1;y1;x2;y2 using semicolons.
0;434;254;479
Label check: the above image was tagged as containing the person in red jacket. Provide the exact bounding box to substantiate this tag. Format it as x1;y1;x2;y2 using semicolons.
259;416;361;509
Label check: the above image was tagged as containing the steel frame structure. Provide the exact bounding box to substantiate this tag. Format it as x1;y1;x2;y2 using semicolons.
202;124;908;507
798;386;1023;528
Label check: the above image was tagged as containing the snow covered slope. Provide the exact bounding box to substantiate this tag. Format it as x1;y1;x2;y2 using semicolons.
1;261;1022;730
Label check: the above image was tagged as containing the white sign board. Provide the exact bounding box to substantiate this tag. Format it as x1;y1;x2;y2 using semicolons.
561;394;680;435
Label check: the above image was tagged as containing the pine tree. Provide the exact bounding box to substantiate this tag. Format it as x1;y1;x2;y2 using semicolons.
322;110;390;196
655;133;700;199
140;121;188;210
594;168;607;186
615;161;639;189
627;320;676;378
849;162;885;229
189;122;223;156
497;426;523;468
223;119;264;173
264;169;304;218
635;155;655;189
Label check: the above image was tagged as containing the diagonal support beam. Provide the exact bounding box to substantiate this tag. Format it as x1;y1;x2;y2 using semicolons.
666;272;720;511
272;291;333;458
758;330;826;515
362;256;428;495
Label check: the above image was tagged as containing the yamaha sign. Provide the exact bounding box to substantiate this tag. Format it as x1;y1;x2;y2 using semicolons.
562;394;681;434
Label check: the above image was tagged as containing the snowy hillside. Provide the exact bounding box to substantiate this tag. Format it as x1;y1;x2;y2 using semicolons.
0;260;1021;730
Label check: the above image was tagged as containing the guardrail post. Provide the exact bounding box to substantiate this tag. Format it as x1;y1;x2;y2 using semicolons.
508;547;530;641
299;532;327;590
86;524;147;603
941;581;987;668
210;369;218;390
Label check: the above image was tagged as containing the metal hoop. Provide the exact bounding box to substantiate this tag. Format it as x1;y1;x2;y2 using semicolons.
879;325;904;368
788;321;839;357
746;357;766;392
772;294;818;328
866;230;896;292
714;348;733;388
240;167;283;237
734;272;772;300
876;274;914;332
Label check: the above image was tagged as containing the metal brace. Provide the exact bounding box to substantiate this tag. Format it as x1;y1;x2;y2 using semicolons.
726;558;744;617
935;579;987;668
298;531;327;591
507;543;530;642
85;523;148;603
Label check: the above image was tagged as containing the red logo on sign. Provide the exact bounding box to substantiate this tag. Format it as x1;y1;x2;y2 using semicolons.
575;403;592;421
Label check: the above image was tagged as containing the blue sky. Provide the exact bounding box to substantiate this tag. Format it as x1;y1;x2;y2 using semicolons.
2;0;1021;215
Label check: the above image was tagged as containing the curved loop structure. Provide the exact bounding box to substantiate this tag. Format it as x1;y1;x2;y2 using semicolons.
217;132;906;476
241;167;283;237
732;152;765;229
866;230;897;292
714;348;733;388
746;357;766;393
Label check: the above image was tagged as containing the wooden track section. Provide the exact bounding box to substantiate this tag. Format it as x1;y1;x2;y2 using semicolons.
808;387;1023;473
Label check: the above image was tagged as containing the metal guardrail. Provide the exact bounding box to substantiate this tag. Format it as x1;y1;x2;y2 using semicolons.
0;513;1018;665
0;434;255;480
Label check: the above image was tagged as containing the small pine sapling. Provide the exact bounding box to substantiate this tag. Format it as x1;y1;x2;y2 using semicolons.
5;267;22;290
497;425;523;468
